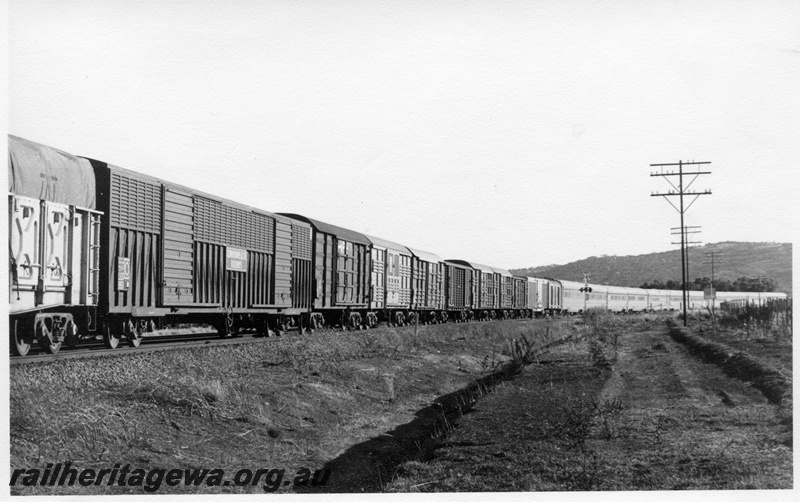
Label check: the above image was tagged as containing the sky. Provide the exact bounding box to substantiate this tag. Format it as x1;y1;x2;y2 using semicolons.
6;0;800;270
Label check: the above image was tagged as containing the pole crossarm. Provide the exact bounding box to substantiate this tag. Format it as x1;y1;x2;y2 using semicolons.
651;191;712;196
650;171;712;176
650;161;711;167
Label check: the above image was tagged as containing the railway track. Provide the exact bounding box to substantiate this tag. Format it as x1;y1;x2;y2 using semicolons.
8;330;297;366
9;317;563;366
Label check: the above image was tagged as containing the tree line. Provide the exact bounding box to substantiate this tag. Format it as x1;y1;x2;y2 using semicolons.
640;276;776;292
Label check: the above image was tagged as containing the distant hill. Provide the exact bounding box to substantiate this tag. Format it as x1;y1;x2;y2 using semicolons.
510;242;792;294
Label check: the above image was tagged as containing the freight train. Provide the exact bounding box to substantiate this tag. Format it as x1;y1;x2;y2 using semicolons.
7;135;788;356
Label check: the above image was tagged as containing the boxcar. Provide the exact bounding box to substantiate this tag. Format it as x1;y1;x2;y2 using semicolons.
527;276;561;316
365;234;413;325
512;275;531;317
9;135;102;355
408;247;446;323
88;161;314;347
525;277;544;316
446;260;495;319
279;214;371;330
443;260;475;321
492;267;515;318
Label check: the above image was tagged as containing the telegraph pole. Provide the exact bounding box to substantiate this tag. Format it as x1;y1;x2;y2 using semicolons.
703;251;723;313
651;160;711;326
672;225;702;307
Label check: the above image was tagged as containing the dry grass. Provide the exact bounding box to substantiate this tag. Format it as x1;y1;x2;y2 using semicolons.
10;318;571;495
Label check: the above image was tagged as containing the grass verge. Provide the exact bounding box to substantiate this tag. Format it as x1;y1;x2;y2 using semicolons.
10;318;570;495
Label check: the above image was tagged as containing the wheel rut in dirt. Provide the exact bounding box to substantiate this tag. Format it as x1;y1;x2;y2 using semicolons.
383;321;792;491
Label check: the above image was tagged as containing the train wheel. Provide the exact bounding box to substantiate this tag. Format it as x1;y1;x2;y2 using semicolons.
12;319;32;357
300;315;313;335
257;319;271;337
104;327;121;349
63;320;79;349
37;319;61;355
126;320;144;348
310;314;324;332
217;316;235;338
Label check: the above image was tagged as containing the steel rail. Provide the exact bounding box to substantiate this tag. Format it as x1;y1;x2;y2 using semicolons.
9;316;559;366
9;331;292;366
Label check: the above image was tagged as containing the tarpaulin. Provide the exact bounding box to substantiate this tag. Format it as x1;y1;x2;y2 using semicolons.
8;135;96;209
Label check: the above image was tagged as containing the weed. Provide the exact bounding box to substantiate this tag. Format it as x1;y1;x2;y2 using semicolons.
546;449;603;490
588;340;611;369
